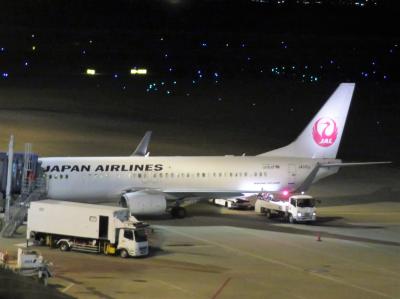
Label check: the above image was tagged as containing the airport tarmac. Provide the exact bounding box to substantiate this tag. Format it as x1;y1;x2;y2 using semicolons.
1;167;399;299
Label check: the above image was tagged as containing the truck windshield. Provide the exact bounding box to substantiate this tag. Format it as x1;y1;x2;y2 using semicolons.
297;198;315;208
134;230;148;242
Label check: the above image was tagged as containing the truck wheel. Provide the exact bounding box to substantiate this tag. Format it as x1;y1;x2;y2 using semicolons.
224;201;228;208
120;249;129;258
59;241;70;252
265;209;272;219
288;214;295;224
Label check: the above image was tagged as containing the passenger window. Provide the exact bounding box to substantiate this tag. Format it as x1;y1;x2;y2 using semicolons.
202;173;206;177
48;175;52;179
138;173;142;178
65;174;69;179
254;172;257;177
244;172;247;176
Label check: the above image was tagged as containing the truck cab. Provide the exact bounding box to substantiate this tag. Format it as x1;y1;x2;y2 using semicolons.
117;227;148;258
287;195;317;223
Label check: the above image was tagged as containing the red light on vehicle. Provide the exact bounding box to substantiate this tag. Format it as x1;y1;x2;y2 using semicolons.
282;190;289;197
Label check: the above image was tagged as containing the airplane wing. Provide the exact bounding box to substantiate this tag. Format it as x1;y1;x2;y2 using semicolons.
131;131;152;156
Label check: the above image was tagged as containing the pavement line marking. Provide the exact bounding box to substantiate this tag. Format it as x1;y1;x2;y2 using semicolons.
211;277;231;299
159;226;395;299
157;279;200;298
62;283;74;293
234;227;400;278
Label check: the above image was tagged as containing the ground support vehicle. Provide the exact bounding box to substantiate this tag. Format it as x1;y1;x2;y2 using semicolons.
0;248;52;285
255;195;316;223
27;200;149;258
212;197;253;210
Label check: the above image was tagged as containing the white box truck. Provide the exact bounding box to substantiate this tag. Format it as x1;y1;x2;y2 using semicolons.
255;195;317;224
27;200;149;258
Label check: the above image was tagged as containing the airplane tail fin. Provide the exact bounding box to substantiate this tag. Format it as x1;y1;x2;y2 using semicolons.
258;83;355;159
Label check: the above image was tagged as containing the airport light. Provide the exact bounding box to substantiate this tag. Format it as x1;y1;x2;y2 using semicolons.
86;68;96;75
130;68;147;75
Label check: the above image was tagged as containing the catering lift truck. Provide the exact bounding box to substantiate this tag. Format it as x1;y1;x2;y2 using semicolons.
255;194;317;224
27;200;149;258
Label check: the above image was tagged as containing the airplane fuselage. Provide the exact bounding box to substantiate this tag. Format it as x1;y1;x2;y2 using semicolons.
39;156;340;202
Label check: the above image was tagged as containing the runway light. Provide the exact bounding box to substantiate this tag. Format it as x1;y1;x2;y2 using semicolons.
32;46;36;51
2;72;9;78
86;69;96;75
130;68;147;75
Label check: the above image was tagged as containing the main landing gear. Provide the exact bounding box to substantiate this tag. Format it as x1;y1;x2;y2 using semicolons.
170;206;187;219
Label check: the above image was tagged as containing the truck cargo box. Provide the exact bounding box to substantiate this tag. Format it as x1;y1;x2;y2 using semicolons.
27;200;130;243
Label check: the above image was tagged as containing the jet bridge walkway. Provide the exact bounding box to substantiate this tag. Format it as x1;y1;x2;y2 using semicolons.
0;143;47;238
1;180;47;238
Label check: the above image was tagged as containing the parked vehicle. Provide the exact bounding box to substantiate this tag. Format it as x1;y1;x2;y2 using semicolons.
27;200;149;258
212;197;253;210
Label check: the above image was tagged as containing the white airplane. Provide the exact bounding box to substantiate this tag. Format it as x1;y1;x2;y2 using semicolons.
39;83;389;218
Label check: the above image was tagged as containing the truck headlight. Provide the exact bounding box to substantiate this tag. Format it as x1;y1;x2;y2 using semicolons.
312;212;316;216
297;212;302;217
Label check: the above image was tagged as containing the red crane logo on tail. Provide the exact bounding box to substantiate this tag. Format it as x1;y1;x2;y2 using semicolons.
312;117;338;147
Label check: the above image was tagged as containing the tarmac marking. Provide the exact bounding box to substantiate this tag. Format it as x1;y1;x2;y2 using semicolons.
159;226;395;299
62;283;74;293
235;227;400;278
157;279;200;298
210;277;231;299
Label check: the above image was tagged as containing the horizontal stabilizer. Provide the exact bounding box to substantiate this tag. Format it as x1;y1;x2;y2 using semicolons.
320;161;391;167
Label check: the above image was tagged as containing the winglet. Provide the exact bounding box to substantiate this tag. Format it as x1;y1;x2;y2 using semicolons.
131;131;152;156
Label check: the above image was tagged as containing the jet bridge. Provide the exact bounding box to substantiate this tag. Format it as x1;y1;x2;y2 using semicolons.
0;142;47;237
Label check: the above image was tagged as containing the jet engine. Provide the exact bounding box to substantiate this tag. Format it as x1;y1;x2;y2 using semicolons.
121;191;167;215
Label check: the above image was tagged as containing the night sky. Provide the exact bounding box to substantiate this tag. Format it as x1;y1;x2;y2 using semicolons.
0;1;399;162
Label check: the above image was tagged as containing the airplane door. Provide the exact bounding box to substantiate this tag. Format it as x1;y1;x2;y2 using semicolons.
288;164;297;185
